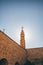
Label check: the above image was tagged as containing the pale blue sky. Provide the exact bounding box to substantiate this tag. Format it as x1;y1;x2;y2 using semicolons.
0;0;43;48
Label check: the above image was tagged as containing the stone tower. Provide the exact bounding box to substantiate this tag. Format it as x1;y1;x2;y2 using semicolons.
20;27;25;49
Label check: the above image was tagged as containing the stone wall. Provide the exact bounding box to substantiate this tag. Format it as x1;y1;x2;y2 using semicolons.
0;31;26;65
26;48;43;65
0;31;43;65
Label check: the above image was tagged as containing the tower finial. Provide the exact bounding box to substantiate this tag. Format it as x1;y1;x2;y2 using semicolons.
21;26;24;31
22;26;23;30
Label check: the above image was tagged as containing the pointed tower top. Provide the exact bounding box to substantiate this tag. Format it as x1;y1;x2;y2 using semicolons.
21;26;24;32
21;26;23;30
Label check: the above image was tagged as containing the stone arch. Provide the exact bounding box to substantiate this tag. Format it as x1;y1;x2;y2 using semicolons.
15;62;20;65
0;58;8;65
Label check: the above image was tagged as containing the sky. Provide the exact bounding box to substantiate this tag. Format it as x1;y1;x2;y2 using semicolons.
0;0;43;48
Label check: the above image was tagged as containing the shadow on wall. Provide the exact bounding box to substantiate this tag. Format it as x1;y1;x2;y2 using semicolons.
15;62;20;65
0;58;35;65
0;58;8;65
24;60;35;65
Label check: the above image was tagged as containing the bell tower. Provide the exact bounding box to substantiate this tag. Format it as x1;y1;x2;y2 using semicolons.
20;27;25;49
